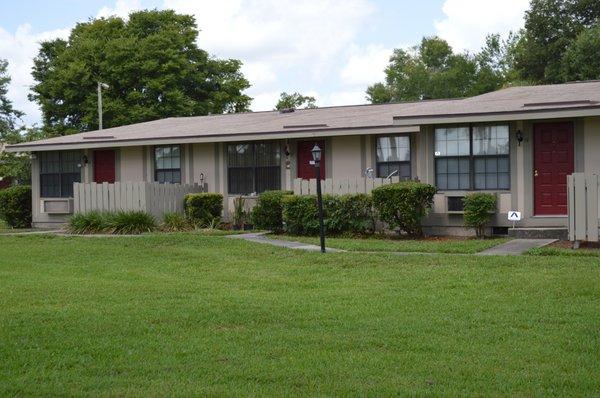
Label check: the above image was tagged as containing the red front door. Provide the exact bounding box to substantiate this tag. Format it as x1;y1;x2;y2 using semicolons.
94;150;116;183
297;140;325;180
533;122;574;215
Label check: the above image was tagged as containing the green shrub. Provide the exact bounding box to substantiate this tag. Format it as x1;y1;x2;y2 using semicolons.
68;211;156;234
282;195;319;235
251;190;292;232
0;185;32;228
232;196;247;229
325;194;374;235
161;212;193;232
68;211;110;234
107;211;157;234
463;193;497;238
185;193;223;227
372;181;436;236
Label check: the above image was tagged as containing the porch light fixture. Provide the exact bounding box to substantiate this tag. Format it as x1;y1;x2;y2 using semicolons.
78;155;88;168
516;130;524;146
311;144;326;253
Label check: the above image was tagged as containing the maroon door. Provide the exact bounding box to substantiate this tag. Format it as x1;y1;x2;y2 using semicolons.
297;140;325;180
533;122;574;215
93;150;116;183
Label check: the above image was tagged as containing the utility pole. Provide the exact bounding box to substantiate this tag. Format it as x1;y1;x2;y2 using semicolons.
97;82;109;130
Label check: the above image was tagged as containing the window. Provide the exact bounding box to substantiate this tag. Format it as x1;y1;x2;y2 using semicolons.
435;127;470;190
472;125;510;189
434;125;510;190
154;145;181;184
228;142;280;194
39;151;81;198
376;135;411;179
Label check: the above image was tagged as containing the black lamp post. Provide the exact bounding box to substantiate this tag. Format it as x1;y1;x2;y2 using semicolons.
311;144;326;253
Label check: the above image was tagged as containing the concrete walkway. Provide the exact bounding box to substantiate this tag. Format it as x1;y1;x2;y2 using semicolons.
0;229;62;236
230;232;557;256
227;232;345;252
477;238;556;256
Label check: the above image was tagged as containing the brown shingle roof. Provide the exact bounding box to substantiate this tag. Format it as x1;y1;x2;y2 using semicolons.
392;80;600;122
8;80;600;151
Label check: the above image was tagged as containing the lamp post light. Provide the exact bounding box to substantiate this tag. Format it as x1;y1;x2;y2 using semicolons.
97;82;109;130
311;143;326;253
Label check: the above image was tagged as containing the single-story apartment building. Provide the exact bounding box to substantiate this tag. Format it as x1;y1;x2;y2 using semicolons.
7;80;600;236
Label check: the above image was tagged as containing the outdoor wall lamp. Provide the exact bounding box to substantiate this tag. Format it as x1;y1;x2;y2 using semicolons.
199;172;205;192
78;155;88;168
311;144;325;253
516;130;524;146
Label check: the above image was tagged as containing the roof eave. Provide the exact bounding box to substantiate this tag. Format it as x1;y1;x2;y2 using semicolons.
5;125;420;152
393;106;600;126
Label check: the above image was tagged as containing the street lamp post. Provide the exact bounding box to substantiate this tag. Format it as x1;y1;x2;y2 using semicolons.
311;144;326;253
97;82;109;130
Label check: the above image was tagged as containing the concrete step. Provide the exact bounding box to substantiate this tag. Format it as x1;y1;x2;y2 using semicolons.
508;227;567;240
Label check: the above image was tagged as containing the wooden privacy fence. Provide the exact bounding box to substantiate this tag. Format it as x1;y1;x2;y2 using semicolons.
73;182;203;220
293;176;402;195
568;173;600;243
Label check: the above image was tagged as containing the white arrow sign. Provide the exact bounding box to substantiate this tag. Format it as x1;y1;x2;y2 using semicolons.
508;211;521;221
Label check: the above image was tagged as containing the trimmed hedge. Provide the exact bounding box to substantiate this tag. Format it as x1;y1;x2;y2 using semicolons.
282;193;374;236
251;190;292;232
185;193;223;227
282;195;319;236
463;193;497;238
0;185;32;228
324;193;374;235
372;181;436;236
68;210;157;234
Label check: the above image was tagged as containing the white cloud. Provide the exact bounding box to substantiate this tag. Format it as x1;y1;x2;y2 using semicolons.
0;24;70;125
97;0;142;18
325;90;368;106
340;44;392;86
435;0;529;52
241;61;277;87
249;91;280;111
163;0;375;109
1;0;379;124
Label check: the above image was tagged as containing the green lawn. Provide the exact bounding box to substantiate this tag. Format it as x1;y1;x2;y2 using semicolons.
528;246;600;257
1;233;599;396
270;234;509;253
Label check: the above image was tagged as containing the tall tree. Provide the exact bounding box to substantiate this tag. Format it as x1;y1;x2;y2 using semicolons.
29;10;252;136
274;92;317;110
510;0;600;83
0;59;31;184
367;36;508;103
561;23;600;80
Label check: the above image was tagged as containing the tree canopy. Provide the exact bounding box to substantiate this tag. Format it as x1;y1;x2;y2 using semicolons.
368;0;600;104
29;10;252;136
510;0;600;83
0;59;33;183
367;36;508;103
274;92;317;110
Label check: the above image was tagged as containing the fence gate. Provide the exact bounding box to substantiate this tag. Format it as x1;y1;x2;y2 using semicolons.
568;173;599;243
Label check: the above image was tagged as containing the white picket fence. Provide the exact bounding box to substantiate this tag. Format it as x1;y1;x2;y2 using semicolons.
73;182;203;219
292;176;403;195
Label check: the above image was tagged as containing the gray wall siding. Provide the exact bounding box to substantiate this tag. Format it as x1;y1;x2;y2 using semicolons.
29;118;600;231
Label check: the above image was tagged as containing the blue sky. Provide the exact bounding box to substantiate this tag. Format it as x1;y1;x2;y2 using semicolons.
0;0;529;126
